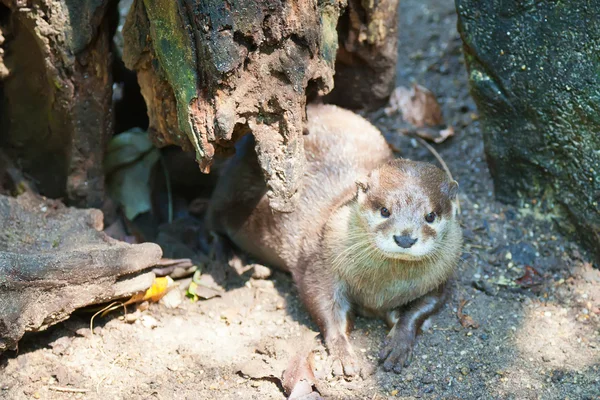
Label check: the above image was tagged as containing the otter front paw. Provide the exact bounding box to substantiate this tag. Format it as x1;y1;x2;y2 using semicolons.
378;328;416;374
327;336;359;377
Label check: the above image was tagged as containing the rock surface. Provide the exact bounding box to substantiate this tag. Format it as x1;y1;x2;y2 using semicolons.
457;0;600;262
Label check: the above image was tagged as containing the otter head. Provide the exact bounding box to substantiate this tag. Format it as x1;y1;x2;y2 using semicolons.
355;159;459;261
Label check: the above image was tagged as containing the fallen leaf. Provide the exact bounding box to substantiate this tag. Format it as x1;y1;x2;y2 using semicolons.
385;84;444;128
187;281;221;300
152;258;195;277
186;271;223;300
125;276;174;305
412;125;455;144
515;265;544;288
282;331;320;399
457;299;479;329
105;129;160;220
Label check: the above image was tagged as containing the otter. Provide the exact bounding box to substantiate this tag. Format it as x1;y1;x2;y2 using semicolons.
206;104;462;376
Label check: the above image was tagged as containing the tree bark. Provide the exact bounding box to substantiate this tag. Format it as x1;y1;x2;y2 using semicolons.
0;0;116;208
324;0;400;110
122;0;346;212
0;192;162;353
457;0;600;262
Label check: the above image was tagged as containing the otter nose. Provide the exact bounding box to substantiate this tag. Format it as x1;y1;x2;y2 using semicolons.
394;235;418;248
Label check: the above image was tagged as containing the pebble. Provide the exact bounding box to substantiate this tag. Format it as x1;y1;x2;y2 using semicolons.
160;289;183;309
140;315;159;329
423;385;434;394
421;375;434;384
461;367;469;376
125;313;139;324
251;264;272;280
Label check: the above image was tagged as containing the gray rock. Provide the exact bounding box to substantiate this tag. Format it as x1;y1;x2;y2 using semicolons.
457;0;600;263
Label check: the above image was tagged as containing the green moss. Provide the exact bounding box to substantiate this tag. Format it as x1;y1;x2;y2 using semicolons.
318;2;340;68
142;0;203;158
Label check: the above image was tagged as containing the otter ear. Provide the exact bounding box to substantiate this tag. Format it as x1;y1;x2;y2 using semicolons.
356;180;369;194
356;176;370;202
445;180;459;200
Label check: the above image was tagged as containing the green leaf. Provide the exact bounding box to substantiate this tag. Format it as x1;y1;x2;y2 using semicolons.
105;129;160;221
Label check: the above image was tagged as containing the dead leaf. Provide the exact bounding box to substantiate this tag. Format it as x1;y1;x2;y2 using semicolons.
125;276;174;305
188;282;221;300
515;265;544;288
457;299;479;329
411;125;455;144
385;84;444;128
186;272;223;300
152;258;195;277
282;332;320;399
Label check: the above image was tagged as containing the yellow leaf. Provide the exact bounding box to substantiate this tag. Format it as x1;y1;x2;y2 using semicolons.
125;276;173;305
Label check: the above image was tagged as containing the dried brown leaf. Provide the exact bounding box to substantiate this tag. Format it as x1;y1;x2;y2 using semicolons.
515;265;544;288
385;84;444;128
457;299;480;329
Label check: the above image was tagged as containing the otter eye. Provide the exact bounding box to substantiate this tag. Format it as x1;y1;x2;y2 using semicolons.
380;207;391;218
425;212;436;223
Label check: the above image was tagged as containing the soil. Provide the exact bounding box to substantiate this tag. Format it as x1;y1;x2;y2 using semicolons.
1;0;599;399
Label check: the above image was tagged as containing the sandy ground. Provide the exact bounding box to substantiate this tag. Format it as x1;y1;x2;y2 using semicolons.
1;0;599;399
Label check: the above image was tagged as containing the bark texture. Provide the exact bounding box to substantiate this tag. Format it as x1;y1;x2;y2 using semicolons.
0;193;162;353
0;0;115;208
325;0;400;109
457;0;600;262
122;0;346;212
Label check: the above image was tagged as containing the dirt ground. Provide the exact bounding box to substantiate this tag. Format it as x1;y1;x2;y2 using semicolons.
1;0;599;399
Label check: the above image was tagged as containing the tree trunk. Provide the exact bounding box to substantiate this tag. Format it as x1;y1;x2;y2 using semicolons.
457;0;600;263
122;0;347;212
0;0;116;208
324;0;400;110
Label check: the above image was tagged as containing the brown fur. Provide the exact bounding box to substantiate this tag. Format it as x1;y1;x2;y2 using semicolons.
207;104;462;376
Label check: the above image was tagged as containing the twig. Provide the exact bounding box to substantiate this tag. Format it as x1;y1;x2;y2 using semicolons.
410;134;462;214
48;386;90;393
90;301;125;335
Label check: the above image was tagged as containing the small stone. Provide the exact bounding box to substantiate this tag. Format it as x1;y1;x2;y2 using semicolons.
542;355;551;362
160;288;183;309
390;389;399;396
140;315;159;329
125;312;139;324
251;264;272;279
461;367;469;376
421;375;434;384
405;374;414;382
544;311;552;317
